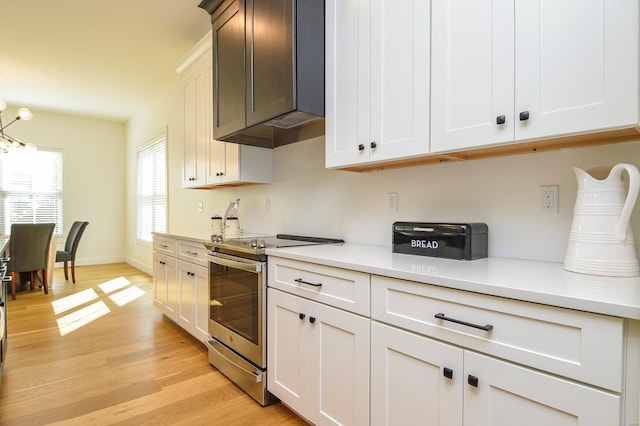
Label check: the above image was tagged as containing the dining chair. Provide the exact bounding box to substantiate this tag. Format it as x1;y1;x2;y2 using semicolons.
7;223;56;300
56;221;89;284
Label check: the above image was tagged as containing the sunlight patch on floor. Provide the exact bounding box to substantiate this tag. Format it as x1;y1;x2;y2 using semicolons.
50;276;146;335
98;276;132;294
51;289;99;315
56;301;111;336
109;286;145;307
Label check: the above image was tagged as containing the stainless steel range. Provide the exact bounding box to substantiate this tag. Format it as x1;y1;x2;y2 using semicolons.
204;234;343;406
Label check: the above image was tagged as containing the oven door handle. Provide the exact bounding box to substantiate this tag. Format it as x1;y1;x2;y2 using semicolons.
205;253;262;273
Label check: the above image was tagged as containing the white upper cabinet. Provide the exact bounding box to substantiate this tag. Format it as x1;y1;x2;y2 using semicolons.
178;32;272;188
181;50;211;188
325;0;431;169
431;0;639;153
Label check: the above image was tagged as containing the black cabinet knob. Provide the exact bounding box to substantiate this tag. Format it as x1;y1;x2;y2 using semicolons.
468;375;479;387
496;115;506;125
370;142;377;149
519;111;530;121
309;316;316;324
358;144;365;151
299;313;305;320
443;367;453;379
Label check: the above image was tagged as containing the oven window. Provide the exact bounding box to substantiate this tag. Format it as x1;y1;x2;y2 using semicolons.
209;263;259;345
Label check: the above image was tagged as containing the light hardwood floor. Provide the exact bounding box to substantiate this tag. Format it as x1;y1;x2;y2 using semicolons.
0;263;307;425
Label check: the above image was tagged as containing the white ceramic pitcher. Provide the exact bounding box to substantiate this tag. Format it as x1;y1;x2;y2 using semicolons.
564;163;640;277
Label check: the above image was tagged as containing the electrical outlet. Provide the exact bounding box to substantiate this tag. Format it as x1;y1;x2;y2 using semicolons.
265;198;271;213
197;202;203;213
387;193;398;212
540;185;559;213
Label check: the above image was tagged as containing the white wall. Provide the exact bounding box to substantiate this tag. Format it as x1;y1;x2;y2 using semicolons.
3;106;126;265
124;75;640;271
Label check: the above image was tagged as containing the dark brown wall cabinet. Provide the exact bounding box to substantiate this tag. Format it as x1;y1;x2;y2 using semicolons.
199;0;325;148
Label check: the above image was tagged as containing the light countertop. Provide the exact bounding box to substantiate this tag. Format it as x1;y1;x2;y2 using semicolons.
266;243;640;320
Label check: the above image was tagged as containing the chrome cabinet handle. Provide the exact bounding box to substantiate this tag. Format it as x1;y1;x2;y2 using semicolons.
294;278;322;287
434;313;493;332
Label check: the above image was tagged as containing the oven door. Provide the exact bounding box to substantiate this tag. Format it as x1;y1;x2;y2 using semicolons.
206;252;266;368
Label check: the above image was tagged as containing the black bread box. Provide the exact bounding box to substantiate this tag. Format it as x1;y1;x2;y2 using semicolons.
393;222;488;260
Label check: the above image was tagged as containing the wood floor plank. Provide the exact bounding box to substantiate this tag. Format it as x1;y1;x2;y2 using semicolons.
0;263;307;425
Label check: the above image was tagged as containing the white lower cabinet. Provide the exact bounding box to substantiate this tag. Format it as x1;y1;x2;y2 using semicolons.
372;321;619;426
152;252;177;321
267;288;370;426
371;275;623;426
152;234;209;343
464;351;619;426
176;260;208;341
371;321;463;426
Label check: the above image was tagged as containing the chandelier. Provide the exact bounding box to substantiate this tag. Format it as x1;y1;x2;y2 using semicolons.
0;99;36;153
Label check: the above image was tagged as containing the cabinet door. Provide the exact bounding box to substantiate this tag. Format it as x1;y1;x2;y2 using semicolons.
212;0;246;139
515;0;638;141
464;351;620;426
327;0;431;168
368;0;430;163
308;299;370;426
193;264;209;343
267;288;310;418
245;0;293;126
371;322;463;426
325;0;371;168
431;0;515;153
182;57;208;188
206;140;227;184
176;260;196;333
153;253;177;320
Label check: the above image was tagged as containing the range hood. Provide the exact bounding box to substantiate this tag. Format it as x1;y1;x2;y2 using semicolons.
198;0;325;149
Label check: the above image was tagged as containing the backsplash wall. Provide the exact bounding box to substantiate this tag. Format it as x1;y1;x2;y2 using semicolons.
126;79;640;267
199;137;640;264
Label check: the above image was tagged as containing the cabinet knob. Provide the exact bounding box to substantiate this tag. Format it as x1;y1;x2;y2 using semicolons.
309;316;316;324
358;144;365;151
519;111;530;121
370;142;377;149
299;313;305;320
443;367;453;380
468;375;479;387
496;115;506;125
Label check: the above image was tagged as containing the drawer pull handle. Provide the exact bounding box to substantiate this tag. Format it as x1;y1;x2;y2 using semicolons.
294;278;322;287
443;367;453;380
434;313;493;332
468;375;479;387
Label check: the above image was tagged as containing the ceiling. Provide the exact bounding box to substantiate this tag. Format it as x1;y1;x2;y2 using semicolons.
0;0;212;123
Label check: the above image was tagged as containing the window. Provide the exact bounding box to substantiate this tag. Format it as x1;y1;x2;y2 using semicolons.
136;136;166;242
0;148;63;235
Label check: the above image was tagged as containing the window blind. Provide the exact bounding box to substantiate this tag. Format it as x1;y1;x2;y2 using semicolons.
137;137;166;242
0;149;63;235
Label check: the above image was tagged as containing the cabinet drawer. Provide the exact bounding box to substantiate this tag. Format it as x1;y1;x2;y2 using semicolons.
371;276;624;392
153;236;176;256
268;257;370;316
177;240;208;268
